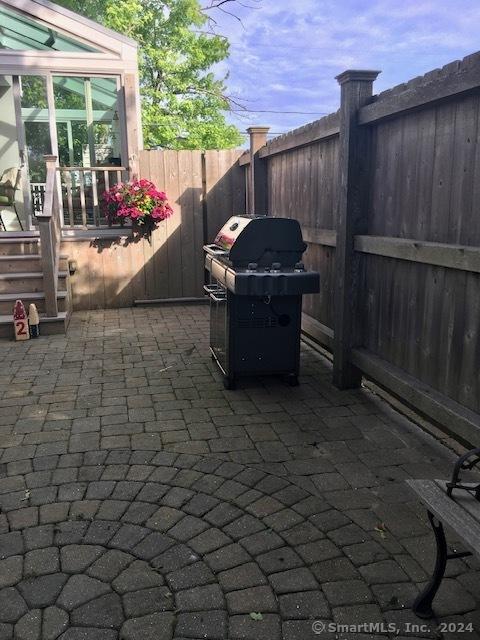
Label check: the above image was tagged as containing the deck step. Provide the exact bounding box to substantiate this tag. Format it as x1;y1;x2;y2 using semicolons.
0;271;68;294
0;290;68;315
0;238;40;256
0;255;42;273
0;311;69;339
0;255;69;270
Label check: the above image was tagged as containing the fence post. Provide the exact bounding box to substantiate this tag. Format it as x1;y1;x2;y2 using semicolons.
247;126;270;214
333;69;380;389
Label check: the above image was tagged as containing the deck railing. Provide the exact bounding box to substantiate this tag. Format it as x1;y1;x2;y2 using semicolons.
36;155;62;317
31;182;46;216
57;166;128;228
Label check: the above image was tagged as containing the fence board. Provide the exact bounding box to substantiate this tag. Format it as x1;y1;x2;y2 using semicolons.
204;149;245;242
142;151;158;300
145;150;168;299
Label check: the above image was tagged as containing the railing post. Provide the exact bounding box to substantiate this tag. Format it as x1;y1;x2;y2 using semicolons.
247;126;270;215
124;73;140;179
333;70;380;389
38;155;59;318
43;155;57;177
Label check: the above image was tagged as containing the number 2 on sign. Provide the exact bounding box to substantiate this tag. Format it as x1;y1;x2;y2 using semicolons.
14;320;29;341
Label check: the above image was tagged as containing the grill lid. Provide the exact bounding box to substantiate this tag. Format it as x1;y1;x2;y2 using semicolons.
213;215;307;267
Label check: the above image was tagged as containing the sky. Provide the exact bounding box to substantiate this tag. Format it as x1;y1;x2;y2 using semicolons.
211;0;480;139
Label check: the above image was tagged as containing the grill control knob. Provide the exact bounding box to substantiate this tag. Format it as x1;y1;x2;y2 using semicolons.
271;262;281;272
294;262;305;272
247;262;258;271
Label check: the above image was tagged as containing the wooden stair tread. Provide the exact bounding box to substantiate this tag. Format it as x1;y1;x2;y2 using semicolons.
0;271;68;280
0;290;68;301
0;253;41;262
0;311;68;324
0;238;39;243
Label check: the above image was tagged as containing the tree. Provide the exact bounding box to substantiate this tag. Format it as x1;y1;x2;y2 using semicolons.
55;0;244;149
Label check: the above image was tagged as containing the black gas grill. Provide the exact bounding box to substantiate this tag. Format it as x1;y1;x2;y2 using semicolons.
204;215;320;389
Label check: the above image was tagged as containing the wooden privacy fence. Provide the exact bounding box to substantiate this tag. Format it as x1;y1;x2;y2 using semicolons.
64;149;245;310
242;51;480;446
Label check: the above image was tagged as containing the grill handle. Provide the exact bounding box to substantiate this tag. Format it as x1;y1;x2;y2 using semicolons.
203;284;223;295
209;291;227;303
204;284;227;302
203;244;229;258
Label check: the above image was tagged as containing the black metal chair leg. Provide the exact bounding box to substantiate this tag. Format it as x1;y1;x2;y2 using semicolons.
413;511;447;619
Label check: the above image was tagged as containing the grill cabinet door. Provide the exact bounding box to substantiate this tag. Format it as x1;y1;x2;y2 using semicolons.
231;295;301;374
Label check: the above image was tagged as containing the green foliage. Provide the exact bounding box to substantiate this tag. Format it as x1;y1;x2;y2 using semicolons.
56;0;243;149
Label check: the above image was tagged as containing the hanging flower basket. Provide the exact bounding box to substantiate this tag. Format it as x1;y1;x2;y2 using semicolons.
102;179;173;238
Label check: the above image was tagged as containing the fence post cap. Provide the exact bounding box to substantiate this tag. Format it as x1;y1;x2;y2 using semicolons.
336;70;381;85
247;126;271;134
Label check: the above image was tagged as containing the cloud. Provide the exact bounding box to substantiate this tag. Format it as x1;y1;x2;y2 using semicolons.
209;0;480;137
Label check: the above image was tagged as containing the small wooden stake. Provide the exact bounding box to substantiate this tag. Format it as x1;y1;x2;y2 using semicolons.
28;303;40;338
13;300;29;341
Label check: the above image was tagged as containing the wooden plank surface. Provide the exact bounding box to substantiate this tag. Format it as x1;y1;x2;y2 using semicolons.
191;151;205;296
178;151;199;297
354;235;480;273
238;151;250;166
359;52;480;125
204;149;244;241
164;149;184;297
435;479;480;523
457;274;480;411
259;113;340;158
303;228;337;247
150;153;170;300
301;312;334;350
351;347;480;446
407;479;480;557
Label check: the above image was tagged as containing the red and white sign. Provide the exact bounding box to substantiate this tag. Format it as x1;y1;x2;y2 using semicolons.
13;300;29;341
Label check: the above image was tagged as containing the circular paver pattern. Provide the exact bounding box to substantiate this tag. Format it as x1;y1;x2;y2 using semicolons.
0;450;388;640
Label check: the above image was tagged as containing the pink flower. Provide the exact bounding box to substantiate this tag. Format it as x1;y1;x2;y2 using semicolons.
128;207;142;220
151;204;174;220
151;207;164;220
101;179;173;228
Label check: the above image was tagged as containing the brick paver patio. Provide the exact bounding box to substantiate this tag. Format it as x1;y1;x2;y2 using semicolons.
0;304;478;640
